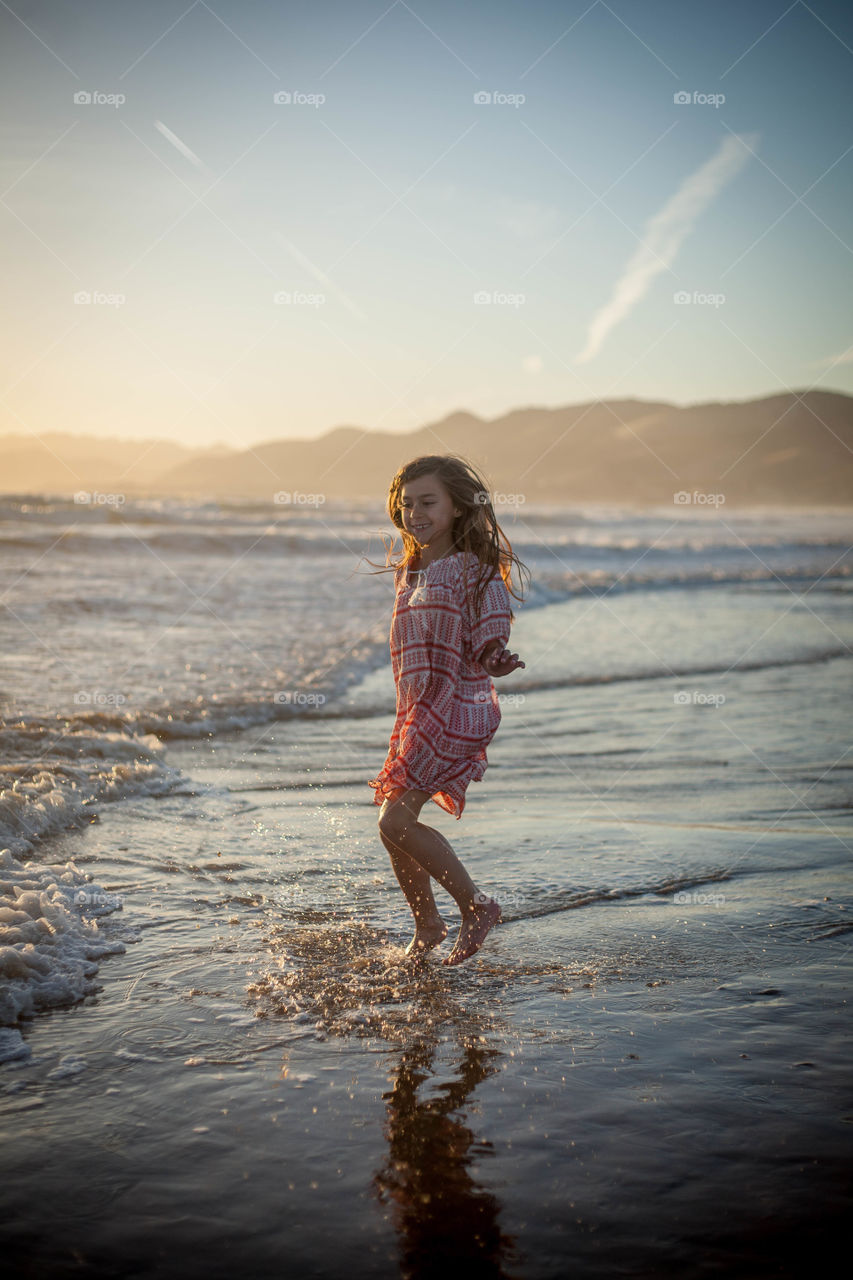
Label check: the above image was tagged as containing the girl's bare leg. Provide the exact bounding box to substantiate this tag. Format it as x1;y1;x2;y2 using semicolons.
378;829;448;956
378;789;500;964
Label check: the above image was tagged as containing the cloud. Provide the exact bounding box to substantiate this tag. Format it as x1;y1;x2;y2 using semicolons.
807;343;853;370
575;132;759;365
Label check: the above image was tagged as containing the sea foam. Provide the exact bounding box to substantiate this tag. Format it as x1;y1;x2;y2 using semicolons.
0;845;129;1051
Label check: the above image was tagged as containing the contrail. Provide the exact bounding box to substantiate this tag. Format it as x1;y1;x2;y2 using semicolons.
575;131;759;364
154;120;212;175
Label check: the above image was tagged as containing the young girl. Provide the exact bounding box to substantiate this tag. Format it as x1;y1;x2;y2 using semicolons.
367;454;529;966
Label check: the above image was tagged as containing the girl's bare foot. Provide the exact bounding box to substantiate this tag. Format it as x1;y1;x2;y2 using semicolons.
404;917;448;958
442;897;501;966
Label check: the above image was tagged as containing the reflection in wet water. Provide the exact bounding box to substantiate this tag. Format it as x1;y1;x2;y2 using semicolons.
249;920;522;1275
373;1035;521;1279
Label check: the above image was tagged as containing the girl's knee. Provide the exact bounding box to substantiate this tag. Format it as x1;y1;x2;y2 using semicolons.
378;789;425;841
379;803;408;842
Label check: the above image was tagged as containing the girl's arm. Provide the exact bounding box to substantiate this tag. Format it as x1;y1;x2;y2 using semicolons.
478;637;525;677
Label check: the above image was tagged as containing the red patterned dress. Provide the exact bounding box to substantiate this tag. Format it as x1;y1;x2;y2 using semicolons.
368;550;512;819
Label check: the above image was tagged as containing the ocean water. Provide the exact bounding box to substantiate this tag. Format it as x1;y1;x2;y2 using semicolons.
1;495;852;1276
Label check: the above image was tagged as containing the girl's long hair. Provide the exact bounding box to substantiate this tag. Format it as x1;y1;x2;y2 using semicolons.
364;453;530;623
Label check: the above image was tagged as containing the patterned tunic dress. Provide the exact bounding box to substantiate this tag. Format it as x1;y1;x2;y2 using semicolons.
368;549;512;819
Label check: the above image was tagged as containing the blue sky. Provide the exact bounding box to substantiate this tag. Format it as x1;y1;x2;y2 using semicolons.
1;0;852;447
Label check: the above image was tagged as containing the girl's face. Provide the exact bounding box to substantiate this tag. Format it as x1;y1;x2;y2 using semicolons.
399;473;462;556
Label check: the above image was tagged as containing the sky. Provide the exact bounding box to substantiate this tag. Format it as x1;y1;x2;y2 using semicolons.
1;0;852;449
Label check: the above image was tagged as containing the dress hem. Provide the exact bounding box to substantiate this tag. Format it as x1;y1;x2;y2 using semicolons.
368;752;490;821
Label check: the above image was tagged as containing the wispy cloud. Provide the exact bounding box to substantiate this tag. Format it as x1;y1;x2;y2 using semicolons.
808;342;853;370
575;131;759;364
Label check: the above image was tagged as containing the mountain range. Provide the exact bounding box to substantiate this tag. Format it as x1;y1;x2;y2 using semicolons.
1;390;851;507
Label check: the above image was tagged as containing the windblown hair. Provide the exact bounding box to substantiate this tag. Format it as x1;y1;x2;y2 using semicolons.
365;453;530;623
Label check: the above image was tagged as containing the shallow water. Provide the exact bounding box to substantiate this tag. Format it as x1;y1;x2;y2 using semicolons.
2;501;852;1275
2;665;851;1275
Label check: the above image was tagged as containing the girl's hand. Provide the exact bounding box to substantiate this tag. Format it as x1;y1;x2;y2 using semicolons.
480;645;526;678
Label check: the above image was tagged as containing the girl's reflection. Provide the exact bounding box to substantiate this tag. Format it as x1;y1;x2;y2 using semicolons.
373;1034;521;1278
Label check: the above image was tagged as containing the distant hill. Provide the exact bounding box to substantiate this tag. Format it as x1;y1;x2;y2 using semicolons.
0;433;233;495
1;392;851;507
